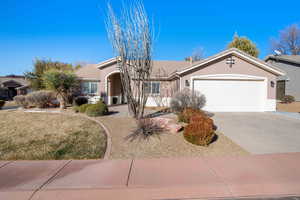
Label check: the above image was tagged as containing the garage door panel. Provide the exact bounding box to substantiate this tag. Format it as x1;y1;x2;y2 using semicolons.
193;79;265;112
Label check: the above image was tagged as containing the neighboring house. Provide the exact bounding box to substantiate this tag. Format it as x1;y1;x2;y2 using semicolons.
76;48;285;112
265;55;300;101
0;75;31;100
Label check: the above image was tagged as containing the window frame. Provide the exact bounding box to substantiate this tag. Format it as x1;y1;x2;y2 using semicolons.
144;81;160;95
82;81;98;95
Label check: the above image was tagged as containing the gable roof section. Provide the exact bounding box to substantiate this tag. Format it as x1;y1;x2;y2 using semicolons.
178;48;285;76
265;55;300;66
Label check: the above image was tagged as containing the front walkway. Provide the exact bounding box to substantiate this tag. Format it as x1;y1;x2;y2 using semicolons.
1;153;300;200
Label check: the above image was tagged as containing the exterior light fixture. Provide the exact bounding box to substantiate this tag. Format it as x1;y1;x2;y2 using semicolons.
185;80;190;87
270;81;275;88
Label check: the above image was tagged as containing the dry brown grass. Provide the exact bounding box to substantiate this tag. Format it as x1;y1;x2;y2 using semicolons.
277;102;300;112
96;116;249;159
0;111;106;160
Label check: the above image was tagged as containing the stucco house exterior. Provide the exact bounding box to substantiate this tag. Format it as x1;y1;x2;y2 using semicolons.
265;55;300;101
76;48;285;112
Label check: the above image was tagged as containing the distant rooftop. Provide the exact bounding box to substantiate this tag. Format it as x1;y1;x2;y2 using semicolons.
265;55;300;65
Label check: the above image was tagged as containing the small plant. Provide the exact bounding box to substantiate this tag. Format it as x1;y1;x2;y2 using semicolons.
177;108;208;123
183;117;215;146
14;95;29;108
26;90;56;108
78;104;91;113
125;118;164;141
281;95;295;104
85;101;108;117
170;88;206;113
73;96;88;106
0;100;5;109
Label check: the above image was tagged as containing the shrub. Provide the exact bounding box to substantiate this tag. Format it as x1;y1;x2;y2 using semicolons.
281;95;295;104
183;117;215;146
78;104;91;113
85;101;108;117
125;118;164;141
0;100;5;109
73;96;88;106
26;90;56;108
14;95;28;108
170;88;206;112
73;106;80;113
177;108;208;123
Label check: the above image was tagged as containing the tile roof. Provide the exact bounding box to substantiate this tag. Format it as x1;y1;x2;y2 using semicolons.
75;64;101;80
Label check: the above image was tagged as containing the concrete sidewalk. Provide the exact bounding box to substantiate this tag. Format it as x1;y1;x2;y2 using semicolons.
0;153;300;200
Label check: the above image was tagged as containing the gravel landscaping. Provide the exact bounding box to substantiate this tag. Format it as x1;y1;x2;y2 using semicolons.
96;115;249;159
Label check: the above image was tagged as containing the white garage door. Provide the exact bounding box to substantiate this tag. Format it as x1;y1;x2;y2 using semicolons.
193;79;265;112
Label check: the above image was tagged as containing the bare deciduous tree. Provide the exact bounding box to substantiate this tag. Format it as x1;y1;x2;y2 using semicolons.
106;1;154;119
271;24;300;55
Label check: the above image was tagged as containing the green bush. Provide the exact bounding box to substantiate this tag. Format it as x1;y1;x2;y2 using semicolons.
78;104;91;113
73;106;80;113
183;117;215;146
14;95;28;108
85;101;108;117
281;95;295;104
0;100;5;109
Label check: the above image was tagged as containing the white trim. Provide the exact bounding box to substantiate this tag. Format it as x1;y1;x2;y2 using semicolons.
104;70;120;105
97;58;118;69
178;49;285;76
78;78;101;81
191;74;266;81
191;74;269;112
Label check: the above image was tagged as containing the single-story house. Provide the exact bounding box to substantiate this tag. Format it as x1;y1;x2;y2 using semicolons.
265;54;300;101
76;48;285;112
0;75;31;100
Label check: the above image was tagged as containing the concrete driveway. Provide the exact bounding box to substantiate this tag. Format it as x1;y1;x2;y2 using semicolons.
213;112;300;154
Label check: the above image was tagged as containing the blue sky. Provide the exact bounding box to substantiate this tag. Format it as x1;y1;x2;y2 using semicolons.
1;0;299;75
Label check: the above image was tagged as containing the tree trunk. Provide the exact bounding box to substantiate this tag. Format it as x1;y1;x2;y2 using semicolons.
59;94;66;109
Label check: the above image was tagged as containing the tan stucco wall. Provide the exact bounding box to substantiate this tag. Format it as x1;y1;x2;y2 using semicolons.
99;63;120;96
180;55;277;99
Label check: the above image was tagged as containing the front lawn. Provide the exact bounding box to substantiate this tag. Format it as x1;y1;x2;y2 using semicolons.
0;111;107;160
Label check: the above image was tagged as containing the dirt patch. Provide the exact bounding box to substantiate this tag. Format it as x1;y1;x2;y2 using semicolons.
96;116;249;159
0;110;107;160
277;102;300;112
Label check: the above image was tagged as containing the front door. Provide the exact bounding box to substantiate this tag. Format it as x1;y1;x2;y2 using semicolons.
276;80;285;100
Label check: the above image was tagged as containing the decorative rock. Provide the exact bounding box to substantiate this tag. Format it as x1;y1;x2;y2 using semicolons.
150;117;183;133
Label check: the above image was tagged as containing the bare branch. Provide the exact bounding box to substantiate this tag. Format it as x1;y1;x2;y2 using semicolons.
106;0;154;119
271;24;300;55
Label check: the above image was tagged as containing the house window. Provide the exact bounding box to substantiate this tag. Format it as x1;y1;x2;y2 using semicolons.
144;81;160;95
82;82;98;95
